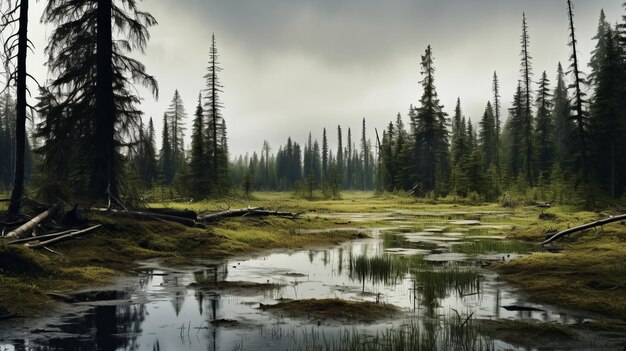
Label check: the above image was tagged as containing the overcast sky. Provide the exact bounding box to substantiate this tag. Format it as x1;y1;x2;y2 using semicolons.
23;0;624;157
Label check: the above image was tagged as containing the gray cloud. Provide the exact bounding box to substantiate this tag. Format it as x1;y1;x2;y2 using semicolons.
25;0;624;156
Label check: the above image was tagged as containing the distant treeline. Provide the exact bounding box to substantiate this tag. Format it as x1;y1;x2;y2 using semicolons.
1;1;625;207
229;5;626;205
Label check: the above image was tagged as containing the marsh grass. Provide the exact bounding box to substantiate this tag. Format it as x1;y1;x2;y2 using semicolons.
451;240;536;255
412;267;481;303
349;254;424;290
266;314;495;351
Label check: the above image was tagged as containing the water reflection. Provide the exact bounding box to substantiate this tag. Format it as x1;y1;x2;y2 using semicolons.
0;222;619;350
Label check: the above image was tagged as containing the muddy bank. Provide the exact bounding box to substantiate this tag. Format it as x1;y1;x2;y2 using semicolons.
0;214;365;319
496;214;626;321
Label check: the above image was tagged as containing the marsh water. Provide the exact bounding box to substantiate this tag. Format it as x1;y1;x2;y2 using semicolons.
0;210;623;350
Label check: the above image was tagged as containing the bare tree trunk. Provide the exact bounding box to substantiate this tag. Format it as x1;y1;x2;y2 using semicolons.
8;0;29;214
90;0;116;199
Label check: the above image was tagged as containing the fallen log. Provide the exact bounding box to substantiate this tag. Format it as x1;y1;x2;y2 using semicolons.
144;208;198;221
5;203;63;239
90;208;196;226
542;213;626;245
248;209;300;218
199;207;263;221
8;229;79;245
199;207;299;222
27;225;102;249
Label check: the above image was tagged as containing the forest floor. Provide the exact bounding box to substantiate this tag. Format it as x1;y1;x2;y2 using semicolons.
1;191;625;327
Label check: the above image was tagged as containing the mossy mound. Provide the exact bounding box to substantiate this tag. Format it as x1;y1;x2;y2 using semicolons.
260;298;399;323
0;243;53;276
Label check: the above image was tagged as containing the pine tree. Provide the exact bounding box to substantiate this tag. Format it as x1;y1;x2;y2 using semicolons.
534;71;554;179
337;125;343;188
41;0;158;199
166;90;187;173
492;72;502;174
262;140;271;190
479;102;498;172
588;10;611;91
322;128;328;182
160;113;174;184
361;118;369;190
346;128;353;189
313;140;321;185
520;13;535;186
190;93;209;196
204;33;229;194
380;121;395;191
590;28;626;198
567;0;592;202
505;82;526;181
412;45;449;196
451;98;467;167
144;118;158;185
552;63;573;170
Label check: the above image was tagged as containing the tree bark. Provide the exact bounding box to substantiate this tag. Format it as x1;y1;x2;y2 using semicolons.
5;203;62;239
8;0;29;214
90;0;116;199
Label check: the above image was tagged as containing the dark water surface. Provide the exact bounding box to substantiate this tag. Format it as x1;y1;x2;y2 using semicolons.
0;214;623;350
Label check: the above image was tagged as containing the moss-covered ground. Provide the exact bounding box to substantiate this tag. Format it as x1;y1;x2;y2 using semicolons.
1;191;625;324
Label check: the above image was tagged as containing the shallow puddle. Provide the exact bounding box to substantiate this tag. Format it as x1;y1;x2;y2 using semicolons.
0;213;623;350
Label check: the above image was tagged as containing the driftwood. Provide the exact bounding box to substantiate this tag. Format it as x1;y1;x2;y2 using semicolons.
199;207;299;222
90;208;196;227
27;225;102;249
542;213;626;245
8;229;79;245
5;203;63;239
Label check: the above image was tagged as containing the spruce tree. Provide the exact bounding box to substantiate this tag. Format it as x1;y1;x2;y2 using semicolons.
590;28;626;198
506;82;526;180
322;128;328;182
492;72;502;174
144;118;158;185
42;0;158;199
412;46;449;196
160;113;174;184
588;10;611;91
552;63;573;169
204;33;228;194
190;93;208;196
361;118;369;190
337;126;343;188
534;71;554;179
346;128;353;189
520;13;535;186
166;90;187;173
479;102;498;172
262;140;271;190
566;0;592;201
